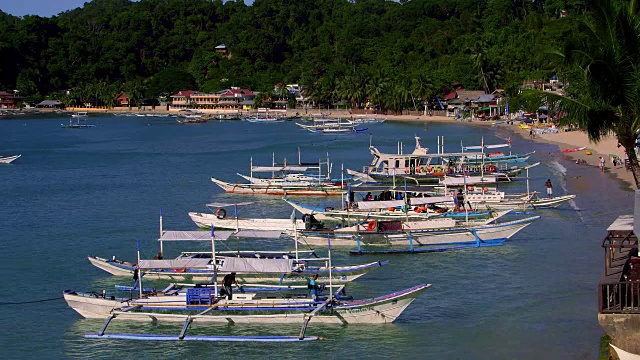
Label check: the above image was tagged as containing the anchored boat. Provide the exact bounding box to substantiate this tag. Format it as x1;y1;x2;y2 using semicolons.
0;154;21;164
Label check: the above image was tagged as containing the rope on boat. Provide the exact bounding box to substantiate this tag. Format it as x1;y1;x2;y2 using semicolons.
0;296;63;305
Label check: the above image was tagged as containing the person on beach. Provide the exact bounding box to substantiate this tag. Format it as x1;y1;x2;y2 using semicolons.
529;129;534;139
545;179;553;198
599;156;606;172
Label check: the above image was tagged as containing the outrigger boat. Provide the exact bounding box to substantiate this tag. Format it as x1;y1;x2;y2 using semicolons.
66;231;429;342
296;118;367;134
283;195;496;223
90;215;386;284
236;150;335;186
346;136;530;185
296;209;540;253
176;109;207;123
189;202;307;230
62;112;96;128
351;114;386;124
211;177;344;196
452;138;535;163
64;279;430;342
211;150;345;196
0;154;21;164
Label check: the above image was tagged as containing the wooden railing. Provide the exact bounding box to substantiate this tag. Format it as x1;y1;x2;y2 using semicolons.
599;281;640;313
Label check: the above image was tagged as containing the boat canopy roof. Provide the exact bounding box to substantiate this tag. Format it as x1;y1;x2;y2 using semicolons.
219;257;293;273
410;196;454;205
349;185;436;193
463;143;510;151
440;176;498;186
356;200;405;210
355;196;453;210
252;166;315;172
139;258;211;269
159;231;233;241
206;202;254;208
234;229;284;239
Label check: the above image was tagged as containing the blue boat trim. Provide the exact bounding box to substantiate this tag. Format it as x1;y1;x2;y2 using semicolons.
85;333;319;342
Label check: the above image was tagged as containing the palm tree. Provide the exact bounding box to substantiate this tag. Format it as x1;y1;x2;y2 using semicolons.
470;44;490;94
125;79;145;109
366;70;390;112
550;0;640;188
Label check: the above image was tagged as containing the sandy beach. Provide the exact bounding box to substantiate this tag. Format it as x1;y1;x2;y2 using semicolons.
368;112;637;191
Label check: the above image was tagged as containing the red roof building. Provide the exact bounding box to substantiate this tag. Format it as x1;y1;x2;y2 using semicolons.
0;91;21;108
115;92;129;106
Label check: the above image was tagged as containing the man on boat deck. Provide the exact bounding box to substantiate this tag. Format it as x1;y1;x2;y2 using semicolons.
308;274;321;301
221;272;240;300
455;189;466;212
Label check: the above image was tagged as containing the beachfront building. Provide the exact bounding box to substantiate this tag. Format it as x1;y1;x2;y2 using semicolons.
443;89;487;118
0;91;22;108
169;90;198;110
36;100;63;109
598;191;640;358
115;92;129;107
169;87;256;112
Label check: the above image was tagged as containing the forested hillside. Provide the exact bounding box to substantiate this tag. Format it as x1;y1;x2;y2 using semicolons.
0;0;586;108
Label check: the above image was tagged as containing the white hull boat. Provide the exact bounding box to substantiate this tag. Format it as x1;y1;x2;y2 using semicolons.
64;283;430;324
87;256;386;284
189;211;305;231
211;177;344;196
0;154;21;164
298;215;540;252
472;194;576;210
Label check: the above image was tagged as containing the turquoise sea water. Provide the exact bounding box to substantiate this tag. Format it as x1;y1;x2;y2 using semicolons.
0;116;633;359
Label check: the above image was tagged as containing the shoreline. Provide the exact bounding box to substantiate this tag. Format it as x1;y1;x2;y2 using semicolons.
5;107;636;190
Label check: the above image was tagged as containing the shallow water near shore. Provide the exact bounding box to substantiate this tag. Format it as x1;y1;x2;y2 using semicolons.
0;117;633;359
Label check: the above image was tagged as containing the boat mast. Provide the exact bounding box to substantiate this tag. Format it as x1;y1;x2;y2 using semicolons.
210;225;218;295
293;211;299;261
341;164;345;210
159;208;163;257
136;241;143;298
327;233;333;301
326;152;330;182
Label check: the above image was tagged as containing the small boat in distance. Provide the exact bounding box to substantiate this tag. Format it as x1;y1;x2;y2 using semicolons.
176;109;207;123
62;112;95;128
0;154;21;164
71;111;88;118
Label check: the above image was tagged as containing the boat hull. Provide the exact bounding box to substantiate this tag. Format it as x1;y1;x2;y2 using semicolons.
0;154;21;164
475;194;576;210
87;256;384;284
188;211;304;231
298;216;539;249
211;177;344;196
64;284;429;324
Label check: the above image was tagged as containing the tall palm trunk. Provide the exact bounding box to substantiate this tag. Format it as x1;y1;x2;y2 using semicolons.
624;145;640;188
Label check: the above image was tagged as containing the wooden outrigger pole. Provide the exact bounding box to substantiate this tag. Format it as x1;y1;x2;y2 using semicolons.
299;232;336;340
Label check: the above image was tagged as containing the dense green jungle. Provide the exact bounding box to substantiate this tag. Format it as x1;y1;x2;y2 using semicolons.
0;0;592;109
